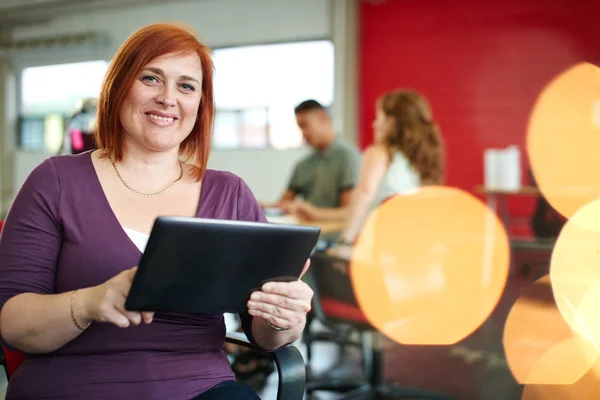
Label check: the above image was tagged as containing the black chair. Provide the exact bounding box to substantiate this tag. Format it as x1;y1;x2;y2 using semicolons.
1;332;306;400
226;332;306;399
303;259;365;380
304;253;456;400
512;169;561;279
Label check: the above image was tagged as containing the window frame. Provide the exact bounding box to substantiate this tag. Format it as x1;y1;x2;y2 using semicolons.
16;59;110;152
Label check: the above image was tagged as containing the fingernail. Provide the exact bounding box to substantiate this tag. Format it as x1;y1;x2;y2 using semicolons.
251;293;260;301
247;301;256;307
248;309;256;316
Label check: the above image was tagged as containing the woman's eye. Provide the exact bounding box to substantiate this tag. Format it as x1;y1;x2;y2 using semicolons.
180;83;195;91
142;75;158;83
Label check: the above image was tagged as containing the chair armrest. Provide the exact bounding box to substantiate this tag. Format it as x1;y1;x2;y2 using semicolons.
304;330;362;348
225;332;306;400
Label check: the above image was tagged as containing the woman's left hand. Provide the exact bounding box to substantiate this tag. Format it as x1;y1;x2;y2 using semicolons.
247;260;313;331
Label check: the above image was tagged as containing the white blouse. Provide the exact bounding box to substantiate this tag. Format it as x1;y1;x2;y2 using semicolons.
123;227;150;253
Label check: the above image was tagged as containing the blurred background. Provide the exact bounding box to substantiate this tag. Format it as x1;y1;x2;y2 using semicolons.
1;0;600;399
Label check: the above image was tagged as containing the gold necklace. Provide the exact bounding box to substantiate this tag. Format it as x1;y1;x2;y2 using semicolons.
110;157;183;197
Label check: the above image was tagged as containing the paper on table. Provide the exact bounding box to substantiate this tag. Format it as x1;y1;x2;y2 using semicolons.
266;214;299;225
483;146;522;191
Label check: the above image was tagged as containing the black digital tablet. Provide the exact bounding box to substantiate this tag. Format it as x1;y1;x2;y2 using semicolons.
125;216;321;314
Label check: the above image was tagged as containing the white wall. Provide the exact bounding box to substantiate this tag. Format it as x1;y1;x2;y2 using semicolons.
11;0;331;67
11;148;311;206
2;0;335;211
0;27;15;216
331;0;359;144
208;148;310;202
0;2;357;395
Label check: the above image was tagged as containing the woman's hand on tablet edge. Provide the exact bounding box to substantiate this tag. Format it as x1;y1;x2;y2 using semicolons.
246;259;313;332
77;266;154;329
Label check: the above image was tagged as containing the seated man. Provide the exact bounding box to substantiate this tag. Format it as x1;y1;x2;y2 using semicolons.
268;100;361;222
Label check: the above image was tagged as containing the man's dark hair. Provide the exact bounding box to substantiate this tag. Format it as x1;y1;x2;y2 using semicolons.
294;99;329;115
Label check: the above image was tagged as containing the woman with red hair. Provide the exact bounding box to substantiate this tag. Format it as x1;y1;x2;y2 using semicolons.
328;89;445;258
0;23;312;399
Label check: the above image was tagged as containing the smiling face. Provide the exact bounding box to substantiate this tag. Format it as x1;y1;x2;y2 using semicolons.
119;52;203;154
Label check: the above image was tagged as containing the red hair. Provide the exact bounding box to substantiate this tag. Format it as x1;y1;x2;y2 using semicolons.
379;90;445;185
95;23;214;181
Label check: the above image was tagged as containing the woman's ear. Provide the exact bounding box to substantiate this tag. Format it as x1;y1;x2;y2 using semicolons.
386;115;398;135
386;115;396;127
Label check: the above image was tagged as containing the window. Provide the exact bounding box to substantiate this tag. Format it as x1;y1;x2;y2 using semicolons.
19;60;109;152
17;42;335;152
212;40;334;149
213;108;269;149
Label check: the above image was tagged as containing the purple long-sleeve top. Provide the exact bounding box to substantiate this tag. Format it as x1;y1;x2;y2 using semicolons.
0;151;268;399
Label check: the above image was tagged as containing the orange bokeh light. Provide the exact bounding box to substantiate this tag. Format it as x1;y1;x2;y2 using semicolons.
526;62;600;219
503;276;598;386
522;358;600;400
550;197;600;341
349;186;509;345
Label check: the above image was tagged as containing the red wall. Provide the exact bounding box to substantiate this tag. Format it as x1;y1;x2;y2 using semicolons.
358;0;600;224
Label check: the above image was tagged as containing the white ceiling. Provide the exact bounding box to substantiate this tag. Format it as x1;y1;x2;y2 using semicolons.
0;0;189;26
0;0;78;10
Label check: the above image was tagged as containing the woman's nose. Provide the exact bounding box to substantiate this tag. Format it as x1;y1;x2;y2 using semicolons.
156;87;176;107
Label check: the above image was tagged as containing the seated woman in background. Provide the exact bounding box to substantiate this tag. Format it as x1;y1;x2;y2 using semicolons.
0;23;313;400
325;89;445;258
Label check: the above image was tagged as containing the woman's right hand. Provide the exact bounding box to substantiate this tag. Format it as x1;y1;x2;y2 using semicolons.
77;267;154;328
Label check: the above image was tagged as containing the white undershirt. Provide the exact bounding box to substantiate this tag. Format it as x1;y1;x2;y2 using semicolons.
123;227;150;253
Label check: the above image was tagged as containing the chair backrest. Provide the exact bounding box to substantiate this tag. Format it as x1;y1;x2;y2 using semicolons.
0;220;26;379
307;253;371;330
2;348;24;380
528;169;566;238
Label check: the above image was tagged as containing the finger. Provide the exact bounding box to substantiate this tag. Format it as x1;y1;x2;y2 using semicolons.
100;307;132;328
114;291;142;325
142;312;154;324
247;299;292;319
123;311;143;326
261;280;314;300
299;259;311;279
249;292;311;314
247;309;297;330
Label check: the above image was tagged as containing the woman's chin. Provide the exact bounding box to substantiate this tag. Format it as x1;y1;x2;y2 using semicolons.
144;141;181;154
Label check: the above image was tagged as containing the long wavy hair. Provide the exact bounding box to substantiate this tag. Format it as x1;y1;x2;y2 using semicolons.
378;90;445;184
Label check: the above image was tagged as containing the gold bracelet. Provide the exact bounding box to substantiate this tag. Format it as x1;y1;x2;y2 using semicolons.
70;290;90;331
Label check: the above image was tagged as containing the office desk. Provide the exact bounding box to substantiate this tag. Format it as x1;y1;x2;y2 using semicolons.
474;185;540;229
266;215;345;236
